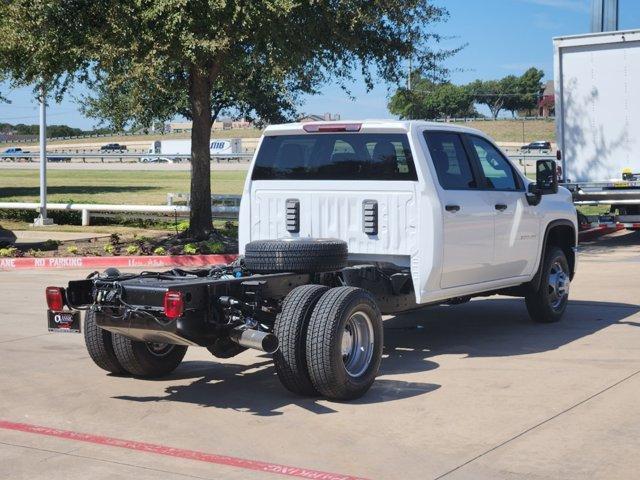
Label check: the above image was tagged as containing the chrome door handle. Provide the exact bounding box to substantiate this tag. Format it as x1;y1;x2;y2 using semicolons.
495;204;508;211
445;205;460;212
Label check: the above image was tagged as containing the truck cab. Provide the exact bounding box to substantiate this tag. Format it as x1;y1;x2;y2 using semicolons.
240;120;577;306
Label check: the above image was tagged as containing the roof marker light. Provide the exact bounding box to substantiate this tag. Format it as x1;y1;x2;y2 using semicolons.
303;123;362;133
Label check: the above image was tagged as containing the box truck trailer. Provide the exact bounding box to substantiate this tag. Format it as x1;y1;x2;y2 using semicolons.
140;138;241;163
554;29;640;228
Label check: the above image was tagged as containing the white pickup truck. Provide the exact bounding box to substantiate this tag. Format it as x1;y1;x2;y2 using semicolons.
49;120;577;401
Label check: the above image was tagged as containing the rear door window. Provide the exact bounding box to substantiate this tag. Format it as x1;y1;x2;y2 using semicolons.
251;133;417;180
423;131;478;190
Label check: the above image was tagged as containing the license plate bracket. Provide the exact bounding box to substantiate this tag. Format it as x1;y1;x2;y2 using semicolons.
47;310;81;333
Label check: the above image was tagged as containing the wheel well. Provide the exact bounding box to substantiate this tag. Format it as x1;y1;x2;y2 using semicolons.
546;224;576;278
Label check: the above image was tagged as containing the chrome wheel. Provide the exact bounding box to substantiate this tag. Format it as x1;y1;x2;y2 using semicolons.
145;342;175;357
548;260;570;311
341;311;374;377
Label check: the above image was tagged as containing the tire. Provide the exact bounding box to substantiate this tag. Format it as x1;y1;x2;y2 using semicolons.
112;336;187;378
274;284;329;396
244;238;348;273
306;287;383;400
525;246;570;323
84;310;126;374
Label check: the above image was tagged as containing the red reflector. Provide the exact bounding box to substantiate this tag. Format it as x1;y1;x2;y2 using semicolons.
163;291;184;319
45;286;64;311
303;123;362;133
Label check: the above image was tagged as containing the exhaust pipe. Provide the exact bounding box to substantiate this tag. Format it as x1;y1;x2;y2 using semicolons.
230;328;279;354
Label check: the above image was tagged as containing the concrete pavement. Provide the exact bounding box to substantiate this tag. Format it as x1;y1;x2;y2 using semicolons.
1;231;639;479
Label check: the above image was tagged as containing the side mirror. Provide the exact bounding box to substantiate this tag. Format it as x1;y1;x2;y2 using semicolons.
535;159;558;195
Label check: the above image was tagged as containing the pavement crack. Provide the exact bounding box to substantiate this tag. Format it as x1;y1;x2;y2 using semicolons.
433;367;640;479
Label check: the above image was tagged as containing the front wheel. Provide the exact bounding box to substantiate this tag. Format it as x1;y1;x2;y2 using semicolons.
525;246;570;323
306;287;383;400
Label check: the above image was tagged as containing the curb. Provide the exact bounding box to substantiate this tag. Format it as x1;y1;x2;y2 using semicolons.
578;224;624;243
0;254;238;271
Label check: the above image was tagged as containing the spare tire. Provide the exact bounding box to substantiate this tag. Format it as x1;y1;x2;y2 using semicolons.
244;238;348;273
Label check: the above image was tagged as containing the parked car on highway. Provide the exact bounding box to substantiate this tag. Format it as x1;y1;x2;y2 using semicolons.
1;147;31;161
521;140;551;151
100;143;127;152
47;120;577;401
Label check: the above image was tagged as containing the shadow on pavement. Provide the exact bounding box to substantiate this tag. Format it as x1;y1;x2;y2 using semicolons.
114;297;638;416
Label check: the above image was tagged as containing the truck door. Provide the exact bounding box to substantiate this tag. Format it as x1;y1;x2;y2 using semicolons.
423;131;495;289
465;134;540;279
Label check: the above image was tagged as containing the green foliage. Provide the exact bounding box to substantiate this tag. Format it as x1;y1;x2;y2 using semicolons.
389;77;475;120
103;244;115;254
0;247;18;257
0;0;454;239
109;233;120;245
176;221;190;233
468;68;544;119
125;244;139;255
153;246;167;256
182;243;198;255
66;245;78;255
205;242;225;254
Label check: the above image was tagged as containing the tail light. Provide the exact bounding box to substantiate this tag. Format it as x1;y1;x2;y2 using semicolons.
45;286;64;311
163;291;184;319
303;123;361;133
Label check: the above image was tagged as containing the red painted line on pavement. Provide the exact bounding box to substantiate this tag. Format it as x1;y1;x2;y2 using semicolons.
0;420;367;480
0;254;238;271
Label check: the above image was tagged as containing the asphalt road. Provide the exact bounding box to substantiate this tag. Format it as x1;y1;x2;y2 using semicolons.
1;231;639;479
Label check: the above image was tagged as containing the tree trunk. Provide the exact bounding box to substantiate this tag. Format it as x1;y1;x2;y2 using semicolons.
188;69;214;240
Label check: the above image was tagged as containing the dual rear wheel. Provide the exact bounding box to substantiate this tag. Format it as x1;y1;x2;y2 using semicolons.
84;310;187;377
274;285;383;400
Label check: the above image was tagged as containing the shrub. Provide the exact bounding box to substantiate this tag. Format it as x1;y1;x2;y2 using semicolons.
125;244;139;255
153;246;167;255
66;245;78;255
177;220;189;232
182;243;198;254
103;244;115;254
0;247;19;257
206;241;225;254
42;239;61;250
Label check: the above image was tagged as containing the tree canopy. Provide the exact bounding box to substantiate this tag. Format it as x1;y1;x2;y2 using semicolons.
389;67;545;120
388;76;475;119
0;0;453;238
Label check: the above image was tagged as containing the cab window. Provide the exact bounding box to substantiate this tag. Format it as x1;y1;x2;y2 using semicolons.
424;131;477;190
468;135;520;191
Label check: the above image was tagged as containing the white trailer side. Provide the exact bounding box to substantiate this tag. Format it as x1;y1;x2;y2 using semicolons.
554;30;640;183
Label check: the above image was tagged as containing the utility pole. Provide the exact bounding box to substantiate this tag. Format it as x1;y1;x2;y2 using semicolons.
33;85;54;226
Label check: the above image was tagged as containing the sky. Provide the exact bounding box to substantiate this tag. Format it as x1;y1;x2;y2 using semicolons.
1;0;640;128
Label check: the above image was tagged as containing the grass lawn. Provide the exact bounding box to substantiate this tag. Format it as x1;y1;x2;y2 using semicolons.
453;119;556;143
0;169;247;204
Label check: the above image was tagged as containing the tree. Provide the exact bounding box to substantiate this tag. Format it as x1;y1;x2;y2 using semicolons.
468;79;509;119
517;67;545;116
388;76;474;120
0;1;453;239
